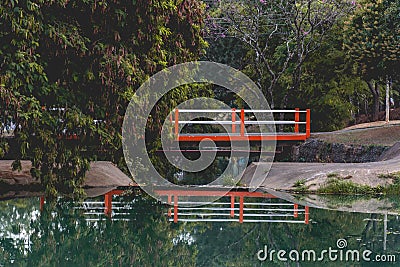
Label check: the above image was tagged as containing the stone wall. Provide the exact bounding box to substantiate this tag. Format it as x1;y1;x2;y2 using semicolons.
292;139;387;163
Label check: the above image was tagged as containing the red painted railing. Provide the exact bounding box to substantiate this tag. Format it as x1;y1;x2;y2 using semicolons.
173;108;311;142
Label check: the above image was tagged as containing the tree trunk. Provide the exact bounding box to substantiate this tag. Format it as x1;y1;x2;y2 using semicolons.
366;81;380;121
385;76;390;123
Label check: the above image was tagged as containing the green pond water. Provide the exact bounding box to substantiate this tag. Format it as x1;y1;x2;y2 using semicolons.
0;191;399;266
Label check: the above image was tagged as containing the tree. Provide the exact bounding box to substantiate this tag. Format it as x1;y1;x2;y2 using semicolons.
343;0;400;121
298;25;367;131
206;0;355;109
0;0;207;195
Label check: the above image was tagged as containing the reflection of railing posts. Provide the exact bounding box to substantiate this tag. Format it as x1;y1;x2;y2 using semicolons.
239;196;244;223
295;108;300;133
155;189;310;224
174;195;178;223
306;109;311;138
384;213;387;251
167;195;172;217
104;192;112;216
305;206;309;224
40;196;45;211
230;195;235;218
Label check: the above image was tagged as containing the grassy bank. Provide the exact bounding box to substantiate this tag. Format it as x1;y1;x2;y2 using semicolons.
292;172;400;195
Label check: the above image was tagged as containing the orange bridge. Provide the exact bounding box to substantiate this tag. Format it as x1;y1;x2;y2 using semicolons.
173;108;311;142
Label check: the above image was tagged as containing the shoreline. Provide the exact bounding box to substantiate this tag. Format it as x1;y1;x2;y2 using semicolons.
1;133;400;197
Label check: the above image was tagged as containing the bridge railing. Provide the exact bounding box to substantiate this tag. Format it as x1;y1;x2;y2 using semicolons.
172;108;311;141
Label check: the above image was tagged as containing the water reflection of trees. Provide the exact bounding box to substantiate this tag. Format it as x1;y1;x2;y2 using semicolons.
1;196;399;266
192;209;400;266
0;198;39;263
1;195;197;266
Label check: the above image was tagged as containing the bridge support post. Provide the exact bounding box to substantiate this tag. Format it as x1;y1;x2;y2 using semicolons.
306;109;311;138
295;108;299;133
240;109;245;137
232;108;236;133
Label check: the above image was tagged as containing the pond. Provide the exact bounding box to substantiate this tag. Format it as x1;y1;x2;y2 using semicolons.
0;189;399;266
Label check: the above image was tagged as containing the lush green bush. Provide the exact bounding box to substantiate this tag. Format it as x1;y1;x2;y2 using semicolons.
0;0;207;195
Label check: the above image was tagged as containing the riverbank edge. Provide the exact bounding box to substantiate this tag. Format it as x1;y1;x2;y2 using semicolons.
1;140;400;196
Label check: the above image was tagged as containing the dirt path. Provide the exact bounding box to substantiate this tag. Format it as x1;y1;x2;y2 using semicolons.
312;123;400;146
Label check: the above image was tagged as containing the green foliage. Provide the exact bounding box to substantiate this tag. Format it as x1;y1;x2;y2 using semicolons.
379;172;400;195
384;179;400;195
318;178;380;194
221;173;237;186
343;0;400;80
318;172;400;195
378;172;400;180
327;173;339;178
296;24;371;131
293;178;310;192
294;179;306;187
207;0;356;112
205;1;399;130
0;140;9;158
0;0;207;195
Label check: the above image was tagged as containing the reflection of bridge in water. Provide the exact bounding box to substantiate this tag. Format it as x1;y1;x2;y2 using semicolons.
51;188;310;224
158;189;309;224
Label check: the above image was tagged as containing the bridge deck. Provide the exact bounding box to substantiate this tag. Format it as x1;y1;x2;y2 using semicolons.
177;132;308;141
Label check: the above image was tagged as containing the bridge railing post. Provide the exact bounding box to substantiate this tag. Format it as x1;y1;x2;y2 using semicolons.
174;109;179;140
240;109;245;137
295;108;299;133
232;108;236;133
306;109;311;138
